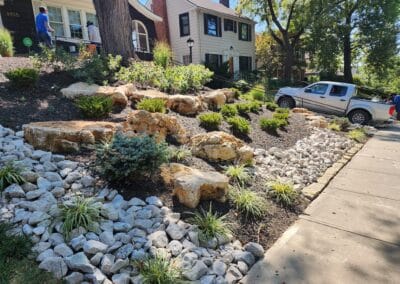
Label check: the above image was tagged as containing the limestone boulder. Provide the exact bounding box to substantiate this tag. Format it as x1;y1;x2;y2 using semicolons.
190;132;253;163
129;89;169;103
200;90;227;108
167;95;205;116
219;88;237;103
306;115;328;128
23;121;120;153
292;107;311;114
161;163;229;208
61;82;100;99
123;110;187;144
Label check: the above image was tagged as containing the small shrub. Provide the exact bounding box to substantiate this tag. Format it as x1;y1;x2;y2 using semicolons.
225;164;250;185
235;103;251;115
198;112;223;130
96;134;169;182
248;87;265;101
275;107;290;114
190;207;231;242
265;102;278;111
229;188;267;218
31;46;76;72
332;117;351;131
74;54;122;84
220;104;238;118
248;101;262;113
260;118;281;133
328;122;341;131
75;96;113;118
137;98;166;113
348;128;367;142
59;196;101;238
268;181;298;207
227;116;251;135
0;28;13;57
0;164;25;191
117;61;164;88
273;112;289;121
153;41;172;68
136;255;182;284
234;80;250;93
168;146;192;162
5;68;39;89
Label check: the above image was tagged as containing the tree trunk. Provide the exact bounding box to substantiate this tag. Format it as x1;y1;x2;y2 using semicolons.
343;32;353;83
283;41;294;82
93;0;134;62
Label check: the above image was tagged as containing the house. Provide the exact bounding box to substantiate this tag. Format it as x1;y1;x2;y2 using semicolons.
0;0;162;60
149;0;256;75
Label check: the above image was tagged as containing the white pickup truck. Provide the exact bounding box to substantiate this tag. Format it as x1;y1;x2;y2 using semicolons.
275;81;395;124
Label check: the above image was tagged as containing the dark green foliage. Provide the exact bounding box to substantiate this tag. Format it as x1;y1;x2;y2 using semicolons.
136;255;182;284
220;104;239;118
198;112;223;130
227;116;251;135
0;164;25;191
233;80;250;93
136;98;166;113
75;96;113;118
96;134;169;182
260;118;281;133
73;54;122;84
265;102;279;111
5;68;39;89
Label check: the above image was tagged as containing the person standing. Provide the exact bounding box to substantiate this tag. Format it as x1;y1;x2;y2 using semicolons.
391;93;400;120
87;21;101;53
36;6;54;48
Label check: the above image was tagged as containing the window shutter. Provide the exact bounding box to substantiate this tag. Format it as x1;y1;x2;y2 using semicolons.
218;17;222;37
248;24;252;41
205;54;210;65
233;21;237;33
219;55;223;67
204;14;208;35
238;23;242;40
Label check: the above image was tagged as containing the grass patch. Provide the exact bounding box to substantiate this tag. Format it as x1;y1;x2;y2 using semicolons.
198;112;223;130
75;95;113;118
136;98;166;113
226;116;251;135
0;163;25;191
268;181;298;207
348;128;367;142
225;164;251;186
229;187;267;218
136;255;182;284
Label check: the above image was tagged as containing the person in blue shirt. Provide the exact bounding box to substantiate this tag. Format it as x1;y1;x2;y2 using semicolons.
391;93;400;120
36;6;54;48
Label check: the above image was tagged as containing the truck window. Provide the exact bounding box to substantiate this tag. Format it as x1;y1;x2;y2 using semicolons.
307;84;329;95
330;85;348;97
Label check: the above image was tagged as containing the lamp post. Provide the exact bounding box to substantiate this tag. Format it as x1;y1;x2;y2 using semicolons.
187;37;194;64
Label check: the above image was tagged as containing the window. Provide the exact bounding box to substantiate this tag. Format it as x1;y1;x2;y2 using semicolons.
68;10;82;39
86;13;98;27
179;13;190;37
306;84;329;95
205;54;223;71
132;20;149;52
47;7;64;37
330;85;348;97
224;19;237;32
204;14;221;37
239;56;252;72
183;55;191;65
239;23;251;41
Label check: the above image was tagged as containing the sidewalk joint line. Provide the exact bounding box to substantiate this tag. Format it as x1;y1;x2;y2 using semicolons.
356;154;400;162
329;186;400;202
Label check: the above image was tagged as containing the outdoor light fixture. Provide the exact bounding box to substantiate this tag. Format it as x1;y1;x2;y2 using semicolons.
187;37;194;64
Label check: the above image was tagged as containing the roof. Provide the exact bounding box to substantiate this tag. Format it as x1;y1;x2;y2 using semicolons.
187;0;253;21
318;81;357;88
128;0;162;22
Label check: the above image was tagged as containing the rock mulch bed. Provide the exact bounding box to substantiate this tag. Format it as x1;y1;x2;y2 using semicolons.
0;124;264;283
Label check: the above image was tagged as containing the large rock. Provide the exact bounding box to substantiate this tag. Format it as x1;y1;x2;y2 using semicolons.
200;90;227;108
39;257;68;279
161;163;229;208
123;110;187;144
307;115;328;128
167;95;204;115
129;89;169;103
218;88;237;103
23;121;120;153
61;82;100;99
190;132;253;163
65;252;95;273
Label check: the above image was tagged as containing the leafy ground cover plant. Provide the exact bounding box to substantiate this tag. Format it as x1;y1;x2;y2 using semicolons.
226;116;251;135
96;134;169;182
136;255;182;284
229;187;267;218
225;164;251;185
136;98;166;113
348;128;367;142
268;181;298;207
0;164;25;191
58;196;101;238
75;95;113;118
220;104;239;118
0;28;13;57
198;112;223;130
190;206;231;242
5;68;39;89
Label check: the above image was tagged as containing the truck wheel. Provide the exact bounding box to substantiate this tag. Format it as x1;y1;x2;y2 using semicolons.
278;97;295;109
348;109;371;125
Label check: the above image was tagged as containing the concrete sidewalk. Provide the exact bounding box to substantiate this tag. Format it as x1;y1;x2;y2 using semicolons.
243;126;400;284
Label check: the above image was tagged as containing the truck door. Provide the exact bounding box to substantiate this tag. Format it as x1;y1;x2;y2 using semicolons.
322;85;349;115
301;83;330;112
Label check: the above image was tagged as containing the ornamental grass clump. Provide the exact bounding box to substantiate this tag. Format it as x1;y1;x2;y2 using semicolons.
0;164;25;191
168;146;192;162
220;104;239;118
0;28;13;57
190;206;231;242
226;116;251;135
153;41;172;68
332;117;351;131
348;128;367;142
328;122;341;131
198;112;223;130
75;95;113;118
225;164;251;186
136;98;166;113
229;188;267;218
136;255;182;284
268;181;298;207
96;134;169;182
58;196;101;238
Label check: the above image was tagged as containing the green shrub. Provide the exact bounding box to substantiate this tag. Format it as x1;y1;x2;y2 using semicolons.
273;112;289;121
332;117;351;131
227;116;251;135
275;107;290;114
153;41;172;68
248;101;262;113
234;80;250;93
229;188;267;218
348;128;367;142
168;146;192;162
248;87;265;101
96;134;169;182
220;104;239;118
265;102;279;111
73;54;122;84
189;207;231;242
0;164;25;191
198;112;223;130
75;96;113;118
260;118;281;133
235;103;252;115
59;196;101;238
268;181;298;207
31;46;76;72
137;98;166;113
5;68;39;89
0;28;13;57
117;61;164;89
225;164;250;185
137;255;182;284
